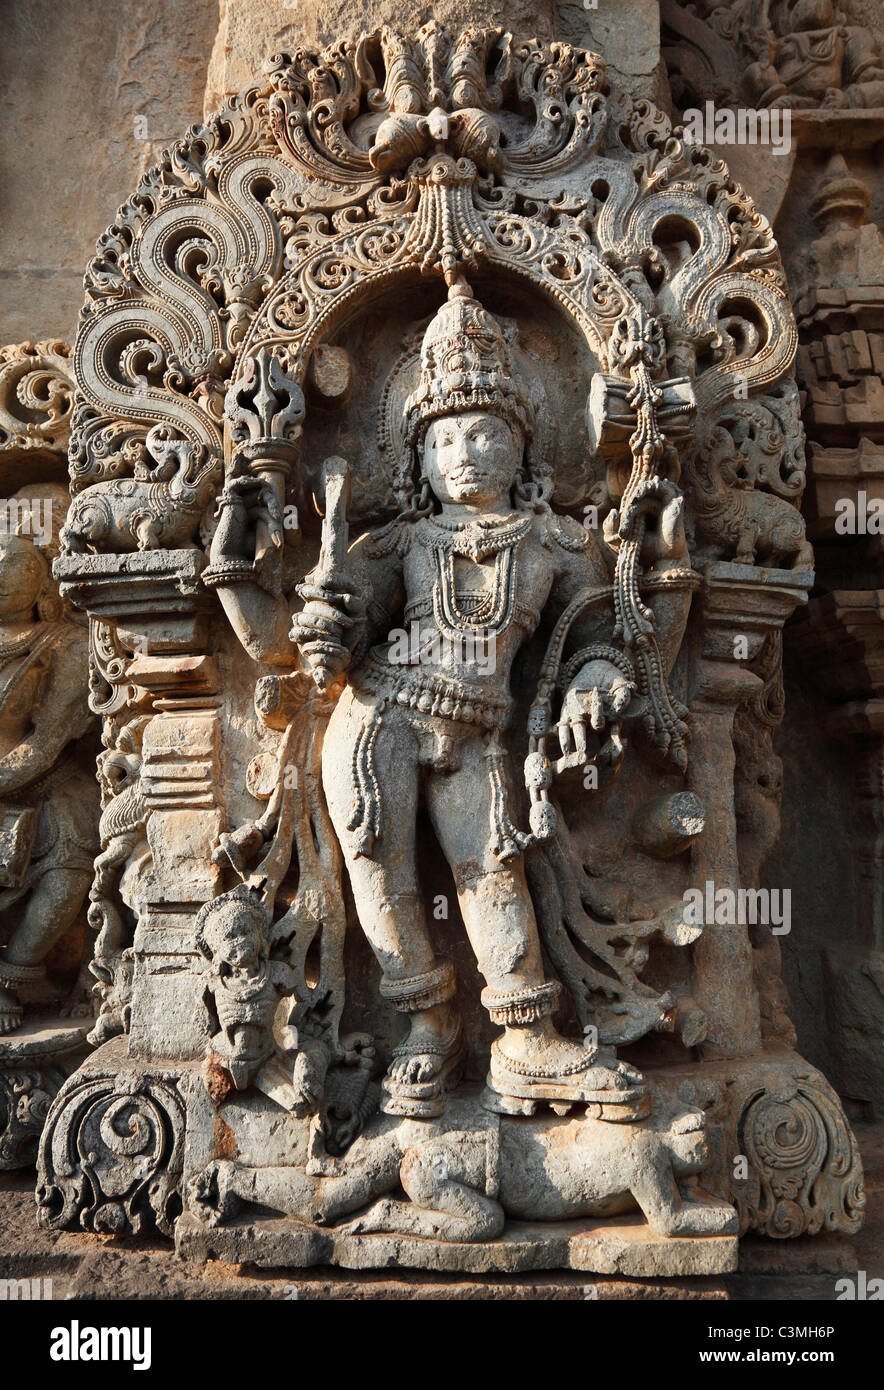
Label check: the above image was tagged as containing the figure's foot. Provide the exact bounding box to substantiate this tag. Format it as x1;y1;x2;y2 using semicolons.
305;1113;347;1178
0;985;23;1035
188;1160;240;1227
662;1199;738;1238
382;1006;465;1119
336;1197;401;1236
59;1001;93;1019
59;994;94;1020
336;1197;451;1241
86;1011;125;1048
484;1019;648;1120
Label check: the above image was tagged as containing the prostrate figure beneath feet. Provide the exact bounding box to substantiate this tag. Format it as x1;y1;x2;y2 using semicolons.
189;1097;737;1242
209;282;696;1118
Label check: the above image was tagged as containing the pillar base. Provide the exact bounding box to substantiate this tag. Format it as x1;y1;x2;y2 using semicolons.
35;1041;862;1264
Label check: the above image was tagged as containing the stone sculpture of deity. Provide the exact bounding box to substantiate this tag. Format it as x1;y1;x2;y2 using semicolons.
207;281;697;1121
33;22;865;1268
0;484;98;1032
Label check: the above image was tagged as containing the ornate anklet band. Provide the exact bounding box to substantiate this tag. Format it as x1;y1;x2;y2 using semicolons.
380;961;456;1012
481;979;561;1026
0;960;45;987
202;560;258;589
641;566;700;590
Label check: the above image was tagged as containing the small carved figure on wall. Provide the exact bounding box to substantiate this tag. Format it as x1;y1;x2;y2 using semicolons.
0;484;98;1032
663;0;884;110
189;1094;738;1241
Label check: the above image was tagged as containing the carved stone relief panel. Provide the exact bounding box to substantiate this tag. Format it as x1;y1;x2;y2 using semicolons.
36;24;862;1268
0;341;100;1167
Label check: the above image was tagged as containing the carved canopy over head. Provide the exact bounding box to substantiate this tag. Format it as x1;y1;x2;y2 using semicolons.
66;21;806;562
0;341;74;458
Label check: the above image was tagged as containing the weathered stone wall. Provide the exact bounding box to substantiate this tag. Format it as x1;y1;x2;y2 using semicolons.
0;0;218;342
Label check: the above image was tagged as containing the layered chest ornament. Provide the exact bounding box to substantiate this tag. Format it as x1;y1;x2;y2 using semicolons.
417;512;533;641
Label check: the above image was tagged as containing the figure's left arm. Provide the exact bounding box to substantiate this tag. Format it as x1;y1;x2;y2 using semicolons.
550;482;697;742
620;477;697;676
0;631;91;796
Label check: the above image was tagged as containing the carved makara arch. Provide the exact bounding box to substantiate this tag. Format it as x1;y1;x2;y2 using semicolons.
70;25;799;501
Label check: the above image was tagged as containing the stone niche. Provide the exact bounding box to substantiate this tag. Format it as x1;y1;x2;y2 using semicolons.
33;25;864;1274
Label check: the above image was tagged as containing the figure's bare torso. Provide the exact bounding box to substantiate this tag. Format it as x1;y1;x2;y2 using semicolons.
354;511;608;712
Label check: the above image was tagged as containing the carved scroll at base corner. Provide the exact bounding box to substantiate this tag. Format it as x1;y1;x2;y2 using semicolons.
728;1060;865;1239
0;1064;66;1170
36;1049;187;1237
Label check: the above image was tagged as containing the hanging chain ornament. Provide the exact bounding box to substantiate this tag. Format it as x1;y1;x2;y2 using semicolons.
607;309;690;771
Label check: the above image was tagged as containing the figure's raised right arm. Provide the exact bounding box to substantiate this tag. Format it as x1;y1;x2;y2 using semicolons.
203;476;298;667
205;480;407;674
291;523;407;682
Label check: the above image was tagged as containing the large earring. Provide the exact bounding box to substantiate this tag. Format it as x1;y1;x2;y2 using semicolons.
403;457;433;519
415;472;433;516
36;582;63;623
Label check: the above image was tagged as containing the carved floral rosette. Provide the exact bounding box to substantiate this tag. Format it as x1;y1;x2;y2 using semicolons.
729;1064;865;1239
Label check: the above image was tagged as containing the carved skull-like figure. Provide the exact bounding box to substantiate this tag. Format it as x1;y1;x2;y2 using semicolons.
195;886;292;1090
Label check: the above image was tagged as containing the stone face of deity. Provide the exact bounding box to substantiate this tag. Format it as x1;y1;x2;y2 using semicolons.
422;411;522;512
0;534;45;620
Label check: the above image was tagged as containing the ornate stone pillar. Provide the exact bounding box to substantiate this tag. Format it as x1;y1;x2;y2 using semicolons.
688;563;812;1055
53;551;223;1060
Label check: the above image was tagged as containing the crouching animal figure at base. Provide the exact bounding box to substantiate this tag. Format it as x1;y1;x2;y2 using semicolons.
189;1095;737;1241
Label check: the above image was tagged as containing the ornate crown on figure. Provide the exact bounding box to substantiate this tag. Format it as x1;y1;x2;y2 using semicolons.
403;281;537;450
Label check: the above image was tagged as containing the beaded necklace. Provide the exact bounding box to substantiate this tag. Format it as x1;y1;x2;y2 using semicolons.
419;513;533;640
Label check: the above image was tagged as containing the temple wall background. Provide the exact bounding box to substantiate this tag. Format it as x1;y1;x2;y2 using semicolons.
0;0;672;342
2;0;882;1122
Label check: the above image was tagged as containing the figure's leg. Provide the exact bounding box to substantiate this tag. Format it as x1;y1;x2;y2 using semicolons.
189;1135;403;1228
339;1141;504;1242
400;1142;504;1240
322;691;463;1116
0;868;92;1033
629;1161;738;1237
426;737;646;1119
